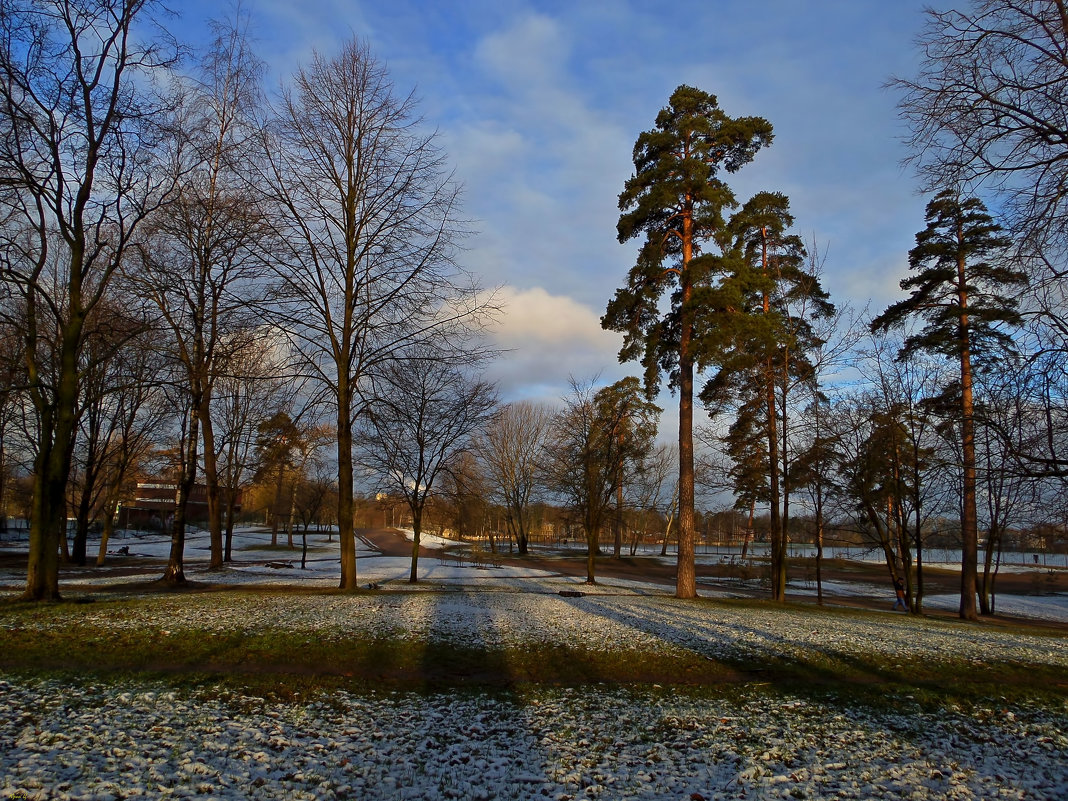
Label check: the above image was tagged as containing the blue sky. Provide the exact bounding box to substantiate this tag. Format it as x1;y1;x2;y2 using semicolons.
176;0;933;405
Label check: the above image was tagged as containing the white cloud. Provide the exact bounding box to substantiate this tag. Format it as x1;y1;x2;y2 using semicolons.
482;286;628;402
474;13;569;90
449;13;635;309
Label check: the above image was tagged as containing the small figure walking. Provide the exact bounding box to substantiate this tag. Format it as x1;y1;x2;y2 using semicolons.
892;577;907;611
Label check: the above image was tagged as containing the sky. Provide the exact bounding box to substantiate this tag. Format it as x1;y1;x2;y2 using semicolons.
175;0;933;409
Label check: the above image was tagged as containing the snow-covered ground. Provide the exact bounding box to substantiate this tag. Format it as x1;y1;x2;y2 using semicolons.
2;526;1066;622
782;579;1068;624
2;589;1067;800
2;527;1067;799
2;676;1066;801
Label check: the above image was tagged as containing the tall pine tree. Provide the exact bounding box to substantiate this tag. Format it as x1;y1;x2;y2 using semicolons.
603;86;772;598
702;192;834;601
872;190;1024;620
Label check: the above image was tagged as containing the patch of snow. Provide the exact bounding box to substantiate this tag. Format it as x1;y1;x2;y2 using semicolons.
2;528;1067;622
922;593;1068;624
396;527;461;550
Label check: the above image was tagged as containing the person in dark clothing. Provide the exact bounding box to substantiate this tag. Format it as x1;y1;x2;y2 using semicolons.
892;577;907;611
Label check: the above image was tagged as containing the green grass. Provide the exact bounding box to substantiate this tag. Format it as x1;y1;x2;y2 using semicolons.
1;590;1064;709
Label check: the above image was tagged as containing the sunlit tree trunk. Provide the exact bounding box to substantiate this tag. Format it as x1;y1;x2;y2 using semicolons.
164;409;199;584
676;212;697;599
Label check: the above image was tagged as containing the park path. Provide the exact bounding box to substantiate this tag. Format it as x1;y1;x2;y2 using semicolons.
357;526;1068;630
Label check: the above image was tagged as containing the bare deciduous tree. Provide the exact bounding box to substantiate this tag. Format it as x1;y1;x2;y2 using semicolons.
477;401;553;555
212;334;293;561
0;0;178;600
544;378;657;584
263;38;486;590
894;1;1068;262
358;351;497;583
69;296;160;566
132;11;267;581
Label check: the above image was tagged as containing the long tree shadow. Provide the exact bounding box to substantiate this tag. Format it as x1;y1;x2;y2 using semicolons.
386;586;563;796
553;590;1068;695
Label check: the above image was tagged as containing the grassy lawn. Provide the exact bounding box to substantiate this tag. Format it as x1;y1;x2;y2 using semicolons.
2;588;1064;711
2;587;1066;801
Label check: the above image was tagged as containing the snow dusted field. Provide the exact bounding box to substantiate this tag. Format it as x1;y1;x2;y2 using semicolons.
2;589;1067;799
2;527;1067;800
2;675;1066;801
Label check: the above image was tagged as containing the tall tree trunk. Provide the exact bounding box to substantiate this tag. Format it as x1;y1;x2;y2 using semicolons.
765;369;783;600
910;451;925;614
72;469;96;567
287;473;298;548
409;504;422;583
913;516;925;614
613;454;623;558
761;230;785;603
585;514;598;585
25;321;82;600
199;399;224;569
814;490;824;605
271;460;284;547
25;453;63;601
778;369;790;602
164;411;199;584
337;387;357;590
515;504;529;555
676;213;696;599
0;429;6;536
958;248;979;621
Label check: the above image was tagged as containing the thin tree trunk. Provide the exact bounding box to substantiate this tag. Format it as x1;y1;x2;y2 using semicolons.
980;523;1000;615
613;459;623;559
661;488;678;557
776;349;791;602
814;490;824;605
224;486;236;562
761;228;784;602
271;460;284;547
585;514;598;584
95;491;121;567
958;246;979;621
765;369;782;600
910;450;925;614
913;519;925;614
287;474;298;549
199;402;224;569
72;472;95;567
